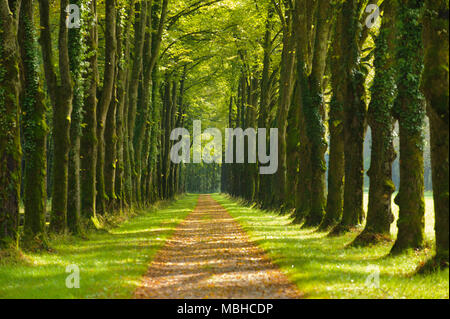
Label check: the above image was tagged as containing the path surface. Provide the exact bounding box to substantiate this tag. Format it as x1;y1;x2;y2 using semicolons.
134;195;302;299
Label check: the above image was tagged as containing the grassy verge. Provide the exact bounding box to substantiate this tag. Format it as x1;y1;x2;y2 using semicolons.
212;193;449;299
0;194;199;299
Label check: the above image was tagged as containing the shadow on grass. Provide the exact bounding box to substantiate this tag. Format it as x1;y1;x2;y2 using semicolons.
0;194;199;299
213;194;449;299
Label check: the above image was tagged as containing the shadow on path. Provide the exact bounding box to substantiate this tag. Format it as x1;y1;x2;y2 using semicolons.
134;195;302;299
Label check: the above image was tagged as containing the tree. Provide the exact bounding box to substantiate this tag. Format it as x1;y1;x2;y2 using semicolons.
19;0;49;246
256;4;275;205
0;0;22;247
68;0;84;234
390;0;426;254
352;3;397;245
330;0;367;235
274;0;295;209
96;0;117;214
39;0;74;233
319;9;344;230
294;0;333;227
80;0;99;221
420;0;449;269
114;0;135;210
127;0;148;204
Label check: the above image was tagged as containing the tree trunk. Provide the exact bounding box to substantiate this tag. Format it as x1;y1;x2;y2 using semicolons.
275;5;295;208
127;0;148;203
96;0;117;214
80;0;98;220
420;0;449;269
391;0;426;254
257;6;273;205
0;0;22;247
352;3;397;245
320;6;345;231
19;0;49;247
298;0;332;227
39;0;74;233
115;1;134;210
67;0;84;234
330;0;367;235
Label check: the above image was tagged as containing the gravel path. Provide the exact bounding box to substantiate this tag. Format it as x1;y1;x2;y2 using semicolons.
134;195;302;299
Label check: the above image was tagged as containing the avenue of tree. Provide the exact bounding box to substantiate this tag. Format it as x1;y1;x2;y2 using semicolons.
0;0;448;272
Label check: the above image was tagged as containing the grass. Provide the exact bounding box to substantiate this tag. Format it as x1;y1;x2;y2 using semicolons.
212;193;449;299
0;194;199;299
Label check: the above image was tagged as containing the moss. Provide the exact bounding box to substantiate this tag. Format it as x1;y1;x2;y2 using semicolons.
391;0;427;254
0;12;22;247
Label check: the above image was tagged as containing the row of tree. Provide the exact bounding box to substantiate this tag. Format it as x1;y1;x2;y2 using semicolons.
0;0;199;250
0;0;448;271
222;0;448;270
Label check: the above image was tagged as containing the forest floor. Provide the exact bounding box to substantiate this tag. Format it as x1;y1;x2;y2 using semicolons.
0;193;448;299
0;195;199;298
213;193;449;299
134;195;302;299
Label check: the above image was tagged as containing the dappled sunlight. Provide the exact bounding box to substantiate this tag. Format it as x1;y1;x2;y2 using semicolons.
134;195;302;299
0;195;199;299
213;194;449;299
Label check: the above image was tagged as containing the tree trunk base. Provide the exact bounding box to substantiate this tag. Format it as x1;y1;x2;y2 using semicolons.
21;234;50;252
389;241;425;256
350;232;392;247
328;224;360;237
416;255;449;274
317;219;339;232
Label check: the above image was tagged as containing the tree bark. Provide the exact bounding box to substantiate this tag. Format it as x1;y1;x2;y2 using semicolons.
320;9;345;231
80;0;99;220
38;0;74;233
391;0;426;254
127;0;148;204
330;0;367;235
352;3;397;245
67;0;84;234
297;0;332;227
0;0;22;247
420;0;449;269
96;0;117;214
19;0;49;247
275;2;295;208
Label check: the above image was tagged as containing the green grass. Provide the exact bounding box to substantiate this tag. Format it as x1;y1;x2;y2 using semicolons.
0;194;199;299
212;193;449;299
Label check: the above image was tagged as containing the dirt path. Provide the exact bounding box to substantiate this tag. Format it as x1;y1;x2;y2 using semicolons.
134;195;302;299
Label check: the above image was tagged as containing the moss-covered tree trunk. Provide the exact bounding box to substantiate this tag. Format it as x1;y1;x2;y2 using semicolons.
421;0;449;268
38;0;74;233
114;1;134;210
390;0;426;254
320;6;345;231
149;65;161;203
245;76;258;201
257;5;273;205
104;82;118;210
0;0;22;248
127;0;148;204
19;0;49;247
104;6;123;209
297;0;332;227
96;0;117;214
330;0;367;235
286;83;300;210
67;0;84;234
80;0;98;220
134;0;170;205
275;3;295;208
353;4;397;245
293;0;310;222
